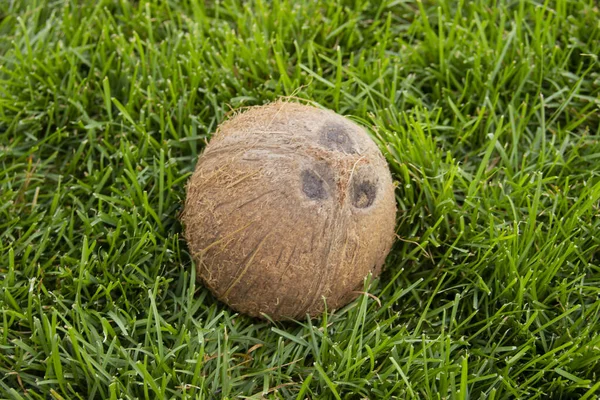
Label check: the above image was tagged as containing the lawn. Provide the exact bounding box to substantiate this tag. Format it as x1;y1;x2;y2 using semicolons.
1;0;600;398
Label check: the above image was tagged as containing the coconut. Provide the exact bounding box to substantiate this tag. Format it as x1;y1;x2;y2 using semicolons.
182;102;396;320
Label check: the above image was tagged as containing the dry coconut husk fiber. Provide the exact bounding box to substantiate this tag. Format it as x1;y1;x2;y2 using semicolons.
182;101;397;320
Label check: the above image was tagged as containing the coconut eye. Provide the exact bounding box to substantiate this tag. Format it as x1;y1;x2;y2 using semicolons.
301;163;335;201
352;179;377;208
301;169;328;200
319;122;356;153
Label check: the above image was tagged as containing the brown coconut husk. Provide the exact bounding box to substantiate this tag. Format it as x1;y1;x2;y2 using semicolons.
182;101;396;320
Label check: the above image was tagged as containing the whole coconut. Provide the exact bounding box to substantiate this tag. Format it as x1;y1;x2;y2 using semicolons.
182;102;396;320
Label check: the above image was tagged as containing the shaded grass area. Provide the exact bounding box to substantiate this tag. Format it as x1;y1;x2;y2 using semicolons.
1;0;599;398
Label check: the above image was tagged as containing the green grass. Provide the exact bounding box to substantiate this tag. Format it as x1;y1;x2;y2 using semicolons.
1;0;599;398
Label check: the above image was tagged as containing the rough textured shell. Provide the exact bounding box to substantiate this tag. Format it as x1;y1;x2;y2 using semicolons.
182;102;396;320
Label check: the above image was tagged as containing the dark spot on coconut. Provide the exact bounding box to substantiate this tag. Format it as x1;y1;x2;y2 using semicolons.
319;122;356;153
301;169;328;200
352;180;377;208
